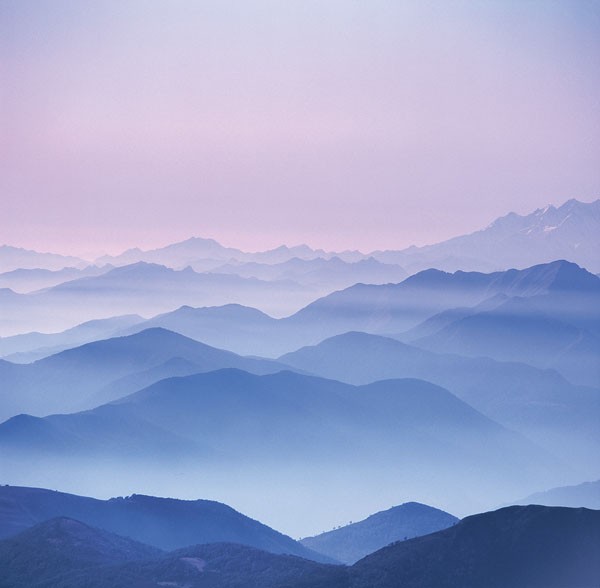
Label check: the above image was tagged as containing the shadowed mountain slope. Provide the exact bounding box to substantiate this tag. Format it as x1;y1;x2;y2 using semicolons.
351;505;600;588
0;517;161;588
1;505;598;588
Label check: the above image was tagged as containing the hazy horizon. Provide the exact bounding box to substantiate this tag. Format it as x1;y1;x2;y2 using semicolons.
2;195;598;260
2;1;599;258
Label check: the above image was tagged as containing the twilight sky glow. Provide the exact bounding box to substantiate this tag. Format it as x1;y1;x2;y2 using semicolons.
1;0;599;257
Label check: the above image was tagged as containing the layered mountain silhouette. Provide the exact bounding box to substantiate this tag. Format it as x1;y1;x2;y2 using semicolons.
0;485;329;562
0;314;144;363
1;505;598;588
513;480;600;510
0;262;318;336
2;197;598;338
95;236;364;268
280;331;600;472
0;518;346;588
0;370;562;519
0;328;294;419
301;502;458;564
372;198;600;273
0;264;113;293
0;245;86;273
90;198;599;274
0;517;161;588
351;505;600;588
210;256;407;290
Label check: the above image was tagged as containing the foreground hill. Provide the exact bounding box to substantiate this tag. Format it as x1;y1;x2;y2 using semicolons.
351;505;600;588
0;518;346;588
0;370;562;525
0;328;294;419
0;485;329;562
0;517;161;588
1;505;598;587
301;502;458;564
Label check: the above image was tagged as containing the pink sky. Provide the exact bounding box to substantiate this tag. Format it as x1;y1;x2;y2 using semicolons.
1;0;599;257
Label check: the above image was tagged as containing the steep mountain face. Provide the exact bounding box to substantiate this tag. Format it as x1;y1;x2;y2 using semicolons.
0;328;294;419
351;505;600;588
513;480;600;510
301;502;458;564
373;198;600;273
0;486;328;562
0;370;563;523
279;331;600;473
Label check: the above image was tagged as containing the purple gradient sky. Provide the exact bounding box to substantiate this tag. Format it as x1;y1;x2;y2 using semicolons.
1;0;599;257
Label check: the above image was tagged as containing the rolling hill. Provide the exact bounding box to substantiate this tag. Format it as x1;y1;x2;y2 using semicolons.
0;485;329;562
0;328;295;419
0;370;563;526
301;502;458;564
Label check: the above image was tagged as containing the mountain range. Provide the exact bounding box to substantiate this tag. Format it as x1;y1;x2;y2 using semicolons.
92;198;600;273
0;328;294;419
0;485;329;562
0;368;563;527
4;258;595;362
279;331;600;472
0;262;319;337
372;198;600;273
1;505;598;588
1;198;598;339
513;480;600;510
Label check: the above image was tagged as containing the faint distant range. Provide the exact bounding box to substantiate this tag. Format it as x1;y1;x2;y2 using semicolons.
2;261;599;389
89;197;600;273
511;480;600;510
1;197;598;275
0;197;597;336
